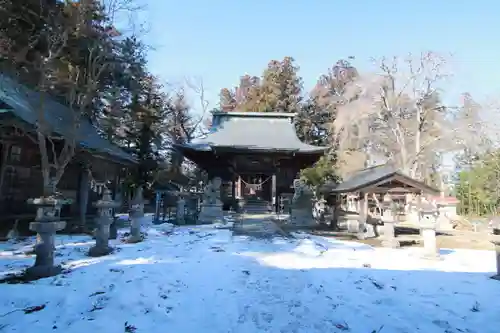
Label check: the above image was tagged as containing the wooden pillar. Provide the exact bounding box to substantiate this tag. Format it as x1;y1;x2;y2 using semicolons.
417;191;423;232
78;163;90;227
231;178;236;211
231;178;236;198
271;174;277;212
236;176;241;198
358;192;368;239
331;194;340;230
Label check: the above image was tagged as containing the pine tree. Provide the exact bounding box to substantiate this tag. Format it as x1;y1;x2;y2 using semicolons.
165;90;195;173
244;57;303;113
219;57;302;113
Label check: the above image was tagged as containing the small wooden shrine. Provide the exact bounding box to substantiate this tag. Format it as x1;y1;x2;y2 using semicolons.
321;164;440;230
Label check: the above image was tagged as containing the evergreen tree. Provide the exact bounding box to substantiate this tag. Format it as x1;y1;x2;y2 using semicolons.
165;90;196;173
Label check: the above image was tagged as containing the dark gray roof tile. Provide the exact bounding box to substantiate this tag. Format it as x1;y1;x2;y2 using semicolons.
322;164;439;194
179;112;327;153
0;73;135;164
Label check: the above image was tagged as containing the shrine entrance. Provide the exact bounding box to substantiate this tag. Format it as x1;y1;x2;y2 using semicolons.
239;174;273;202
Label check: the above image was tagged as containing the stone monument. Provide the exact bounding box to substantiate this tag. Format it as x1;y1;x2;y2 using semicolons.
25;195;68;279
89;189;120;257
197;177;224;224
290;180;314;227
381;194;400;248
128;187;145;243
419;201;441;260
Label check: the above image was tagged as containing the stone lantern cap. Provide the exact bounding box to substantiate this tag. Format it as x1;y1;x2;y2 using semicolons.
419;201;438;214
93;189;121;209
419;201;439;229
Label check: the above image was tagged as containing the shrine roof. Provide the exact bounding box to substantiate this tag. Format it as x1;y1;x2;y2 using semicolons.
176;111;327;154
321;164;439;194
0;74;136;165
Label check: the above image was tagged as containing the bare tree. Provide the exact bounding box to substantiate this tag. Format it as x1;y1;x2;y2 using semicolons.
102;0;148;36
157;76;210;177
333;52;459;179
0;2;112;196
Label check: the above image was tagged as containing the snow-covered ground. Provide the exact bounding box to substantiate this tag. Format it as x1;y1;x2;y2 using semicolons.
1;222;499;333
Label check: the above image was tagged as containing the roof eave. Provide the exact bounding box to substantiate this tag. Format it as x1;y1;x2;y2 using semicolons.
322;171;440;195
81;148;138;166
211;111;297;118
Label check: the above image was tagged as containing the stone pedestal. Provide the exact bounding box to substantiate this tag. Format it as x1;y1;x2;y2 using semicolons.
381;218;400;248
128;187;145;243
419;202;440;260
380;195;400;248
198;203;224;224
25;197;68;279
490;231;500;280
290;208;314;226
345;214;360;233
197;177;224;224
421;226;440;259
89;189;120;257
365;223;377;238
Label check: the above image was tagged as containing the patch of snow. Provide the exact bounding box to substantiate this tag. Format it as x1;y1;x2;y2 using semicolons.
0;225;499;333
148;223;174;235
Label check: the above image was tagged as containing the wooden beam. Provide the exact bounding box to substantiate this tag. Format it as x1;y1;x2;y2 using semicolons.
364;186;423;194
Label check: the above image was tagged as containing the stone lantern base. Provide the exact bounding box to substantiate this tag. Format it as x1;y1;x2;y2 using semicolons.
421;227;441;260
88;245;113;257
25;264;64;279
381;238;400;248
490;237;500;280
25;220;67;279
197;203;224;224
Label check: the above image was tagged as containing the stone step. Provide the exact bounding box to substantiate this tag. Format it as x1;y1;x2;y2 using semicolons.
244;206;270;214
242;198;271;214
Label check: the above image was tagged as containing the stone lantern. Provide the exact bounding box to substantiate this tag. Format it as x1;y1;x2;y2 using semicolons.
381;194;400;248
490;223;500;280
128;187;146;243
419;201;440;260
89;189;120;257
25;196;69;279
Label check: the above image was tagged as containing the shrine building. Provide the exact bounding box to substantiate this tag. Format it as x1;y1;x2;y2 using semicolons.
174;111;327;212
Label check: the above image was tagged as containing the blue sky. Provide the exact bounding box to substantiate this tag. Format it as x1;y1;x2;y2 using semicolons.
140;0;498;111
